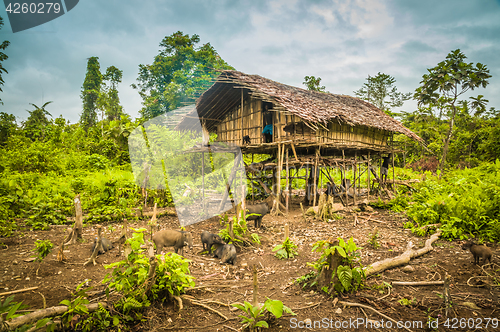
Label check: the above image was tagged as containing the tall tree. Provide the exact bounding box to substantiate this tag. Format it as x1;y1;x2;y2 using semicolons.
414;49;491;178
354;73;411;115
0;112;16;146
23;101;53;141
80;57;103;130
133;31;234;120
101;65;124;121
303;76;326;92
0;16;10;105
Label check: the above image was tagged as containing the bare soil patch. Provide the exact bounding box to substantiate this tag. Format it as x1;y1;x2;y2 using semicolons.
1;199;499;331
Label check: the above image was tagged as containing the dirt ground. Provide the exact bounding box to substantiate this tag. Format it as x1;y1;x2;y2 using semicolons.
1;198;499;332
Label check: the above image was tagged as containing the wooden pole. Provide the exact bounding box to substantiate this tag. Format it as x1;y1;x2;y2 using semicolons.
218;153;241;213
240;89;244;144
241;184;246;222
342;150;348;206
285;148;289;215
313;148;319;206
392;134;395;190
353;152;357;205
305;162;309;205
367;152;370;200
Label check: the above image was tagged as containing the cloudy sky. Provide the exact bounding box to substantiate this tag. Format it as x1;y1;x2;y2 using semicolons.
1;0;499;123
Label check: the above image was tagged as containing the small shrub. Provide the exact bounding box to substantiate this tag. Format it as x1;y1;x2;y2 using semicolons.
32;239;53;262
272;237;298;259
232;299;296;331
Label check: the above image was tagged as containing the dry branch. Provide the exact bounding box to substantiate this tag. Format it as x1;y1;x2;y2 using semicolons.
0;286;39;297
392;281;444;286
190;300;228;320
364;230;442;277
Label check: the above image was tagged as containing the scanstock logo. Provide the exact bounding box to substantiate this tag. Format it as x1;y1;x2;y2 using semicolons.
3;0;79;33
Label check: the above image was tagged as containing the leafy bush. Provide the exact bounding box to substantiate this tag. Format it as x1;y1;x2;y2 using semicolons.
32;239;53;262
103;228;195;322
272;237;298;259
302;237;366;294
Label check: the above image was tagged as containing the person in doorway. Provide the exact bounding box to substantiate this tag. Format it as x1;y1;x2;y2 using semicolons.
380;154;392;183
262;104;273;143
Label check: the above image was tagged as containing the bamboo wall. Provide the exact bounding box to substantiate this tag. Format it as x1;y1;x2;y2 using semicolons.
215;96;390;150
216;97;264;145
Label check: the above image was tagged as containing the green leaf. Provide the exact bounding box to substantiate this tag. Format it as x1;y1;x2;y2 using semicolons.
264;299;284;318
60;299;72;306
255;320;269;328
337;265;353;292
6;301;22;320
231;303;246;311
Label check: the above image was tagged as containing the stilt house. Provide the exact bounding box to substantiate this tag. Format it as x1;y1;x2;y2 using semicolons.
177;70;422;207
178;70;421;156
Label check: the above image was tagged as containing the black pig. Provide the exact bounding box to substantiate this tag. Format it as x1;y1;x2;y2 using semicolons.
214;244;237;265
201;231;225;255
91;237;113;255
245;203;269;228
153;230;193;256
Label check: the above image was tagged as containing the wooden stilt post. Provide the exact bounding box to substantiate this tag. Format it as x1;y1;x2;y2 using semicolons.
285;148;289;215
305;162;309;205
342;150;348;206
277;143;282;213
240;89;244;144
392;134;395;190
367;152;370;200
251;154;255;203
358;155;361;197
313;148;319;206
353;152;357;205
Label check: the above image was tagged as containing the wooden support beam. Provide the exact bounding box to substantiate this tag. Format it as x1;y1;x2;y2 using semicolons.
286;148;289;215
353;152;357;205
218;153;241;213
367;152;370;200
290;143;299;162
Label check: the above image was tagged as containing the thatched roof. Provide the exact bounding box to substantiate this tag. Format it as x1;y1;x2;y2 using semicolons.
179;70;422;142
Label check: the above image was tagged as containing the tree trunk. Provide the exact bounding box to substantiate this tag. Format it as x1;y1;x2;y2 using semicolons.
439;105;456;179
63;195;83;246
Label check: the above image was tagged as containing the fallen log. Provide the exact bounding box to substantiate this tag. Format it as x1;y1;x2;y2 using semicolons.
364;230;442;277
1;302;107;332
